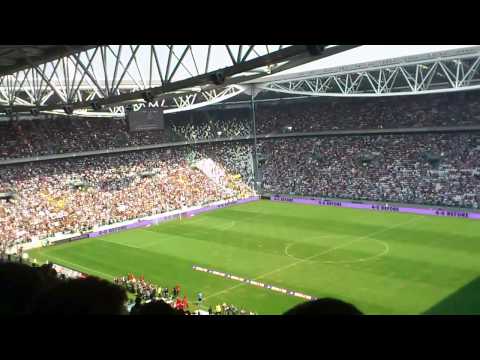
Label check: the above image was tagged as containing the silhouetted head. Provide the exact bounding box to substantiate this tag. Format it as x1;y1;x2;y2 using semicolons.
36;263;59;286
0;262;48;315
283;298;363;315
132;300;185;315
30;276;128;315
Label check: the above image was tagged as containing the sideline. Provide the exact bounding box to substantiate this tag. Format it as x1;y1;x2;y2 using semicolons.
40;254;116;280
13;195;259;254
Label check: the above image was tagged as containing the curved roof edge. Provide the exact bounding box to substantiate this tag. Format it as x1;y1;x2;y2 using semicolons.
246;46;480;84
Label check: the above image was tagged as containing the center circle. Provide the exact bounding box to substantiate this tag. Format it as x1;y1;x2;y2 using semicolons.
285;237;389;264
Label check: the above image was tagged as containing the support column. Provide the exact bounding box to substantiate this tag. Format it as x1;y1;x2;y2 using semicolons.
250;85;260;192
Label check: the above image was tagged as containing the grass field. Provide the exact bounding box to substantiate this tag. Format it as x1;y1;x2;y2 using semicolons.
27;200;480;315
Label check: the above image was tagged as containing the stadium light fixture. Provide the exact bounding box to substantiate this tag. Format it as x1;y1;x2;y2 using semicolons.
217;131;222;136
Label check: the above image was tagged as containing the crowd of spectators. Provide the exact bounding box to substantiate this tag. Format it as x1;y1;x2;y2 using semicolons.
186;141;254;187
7;92;479;315
0;142;255;250
115;274;162;302
2;90;480;161
255;90;480;134
259;132;480;209
2;90;480;252
169;109;250;142
0;116;169;159
2;129;480;253
114;273;256;315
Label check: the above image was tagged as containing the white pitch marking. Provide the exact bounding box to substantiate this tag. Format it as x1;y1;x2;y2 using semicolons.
319;239;390;264
284;234;350;261
204;216;421;301
43;254;116;279
285;237;390;264
284;243;301;260
215;220;236;231
188;216;236;232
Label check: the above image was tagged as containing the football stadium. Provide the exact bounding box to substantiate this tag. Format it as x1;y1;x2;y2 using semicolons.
1;45;480;315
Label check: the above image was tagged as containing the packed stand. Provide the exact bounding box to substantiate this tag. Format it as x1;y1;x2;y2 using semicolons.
0;116;169;160
260;132;480;209
0;143;255;250
2;91;480;161
0;109;252;160
185;141;255;188
255;90;480;134
168;109;251;142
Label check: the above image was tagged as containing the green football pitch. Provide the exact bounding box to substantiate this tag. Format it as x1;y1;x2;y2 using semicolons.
27;200;480;315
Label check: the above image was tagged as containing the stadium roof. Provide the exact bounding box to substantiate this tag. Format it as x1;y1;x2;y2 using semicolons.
0;45;358;114
252;46;480;98
0;45;95;76
2;45;480;118
247;45;480;83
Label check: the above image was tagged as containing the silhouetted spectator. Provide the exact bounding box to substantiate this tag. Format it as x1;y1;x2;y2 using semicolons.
283;298;363;315
0;262;50;315
132;300;184;315
30;276;128;315
129;296;143;315
36;263;59;286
